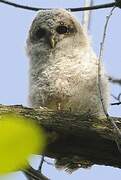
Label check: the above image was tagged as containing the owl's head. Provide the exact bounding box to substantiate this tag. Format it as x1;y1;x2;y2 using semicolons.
27;9;89;55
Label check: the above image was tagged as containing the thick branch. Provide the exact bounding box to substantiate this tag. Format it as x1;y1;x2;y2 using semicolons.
0;105;121;169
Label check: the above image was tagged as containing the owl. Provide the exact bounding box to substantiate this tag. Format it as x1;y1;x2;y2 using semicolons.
26;9;109;170
26;9;109;114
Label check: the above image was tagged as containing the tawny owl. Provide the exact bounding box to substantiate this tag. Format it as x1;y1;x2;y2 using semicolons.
26;9;109;170
27;9;109;114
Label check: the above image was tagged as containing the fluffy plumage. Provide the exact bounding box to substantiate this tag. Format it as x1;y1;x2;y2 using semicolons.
26;9;109;170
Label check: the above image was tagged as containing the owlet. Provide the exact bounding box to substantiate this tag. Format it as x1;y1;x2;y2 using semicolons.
26;9;109;116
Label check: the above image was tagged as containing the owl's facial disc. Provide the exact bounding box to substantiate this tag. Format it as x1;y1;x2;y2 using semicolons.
29;22;76;49
29;26;57;48
48;24;74;48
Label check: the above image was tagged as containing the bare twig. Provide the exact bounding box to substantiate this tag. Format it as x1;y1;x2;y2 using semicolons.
109;77;121;105
111;93;121;101
44;160;54;166
109;76;121;85
38;156;44;172
23;166;50;180
97;7;121;153
0;0;120;12
111;102;121;105
98;7;115;117
111;93;121;106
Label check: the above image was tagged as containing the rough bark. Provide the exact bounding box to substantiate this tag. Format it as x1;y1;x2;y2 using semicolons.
0;104;121;169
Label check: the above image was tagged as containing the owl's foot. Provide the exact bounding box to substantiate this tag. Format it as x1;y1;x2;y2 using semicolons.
57;103;62;111
56;103;72;112
69;107;72;112
39;106;49;111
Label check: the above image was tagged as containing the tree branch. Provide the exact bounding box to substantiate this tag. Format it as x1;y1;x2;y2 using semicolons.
0;0;121;12
23;166;49;180
109;76;121;85
0;104;121;170
111;102;121;105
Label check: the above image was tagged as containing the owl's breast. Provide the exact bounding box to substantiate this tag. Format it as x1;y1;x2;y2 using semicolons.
42;59;100;112
30;52;108;114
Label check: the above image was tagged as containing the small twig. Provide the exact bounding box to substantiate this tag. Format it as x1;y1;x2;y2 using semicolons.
109;76;121;85
97;6;121;153
111;93;121;102
111;93;121;106
0;0;119;12
44;159;54;166
98;7;116;116
111;94;120;101
38;155;44;171
23;166;50;180
111;102;121;105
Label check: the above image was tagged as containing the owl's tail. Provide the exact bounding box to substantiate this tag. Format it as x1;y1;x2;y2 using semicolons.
55;156;93;173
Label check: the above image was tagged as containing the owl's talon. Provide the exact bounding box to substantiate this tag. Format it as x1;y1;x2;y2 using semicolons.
57;103;62;111
39;106;49;111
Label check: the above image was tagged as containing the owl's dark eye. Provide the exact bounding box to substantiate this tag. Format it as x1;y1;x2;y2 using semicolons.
56;25;68;34
35;28;46;38
32;28;46;41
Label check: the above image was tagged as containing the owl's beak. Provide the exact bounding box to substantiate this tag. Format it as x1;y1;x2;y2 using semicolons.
48;35;57;48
